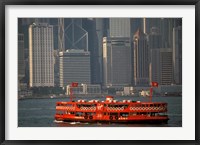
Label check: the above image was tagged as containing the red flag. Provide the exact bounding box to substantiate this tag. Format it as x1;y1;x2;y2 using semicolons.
151;82;158;87
71;82;78;87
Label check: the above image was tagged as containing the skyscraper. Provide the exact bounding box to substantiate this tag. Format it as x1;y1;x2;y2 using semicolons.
133;29;149;86
102;18;132;89
109;18;131;37
65;18;88;51
18;33;25;81
59;49;91;87
29;23;54;87
148;27;162;84
130;18;144;38
82;18;102;84
103;37;131;88
160;18;182;48
145;18;162;35
148;27;162;49
94;18;104;84
160;48;173;85
149;49;161;84
58;18;65;52
173;26;182;85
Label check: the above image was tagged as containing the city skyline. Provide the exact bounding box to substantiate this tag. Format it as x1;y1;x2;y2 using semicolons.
18;18;182;96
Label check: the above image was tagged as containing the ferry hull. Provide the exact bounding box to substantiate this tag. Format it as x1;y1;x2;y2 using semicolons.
55;115;169;124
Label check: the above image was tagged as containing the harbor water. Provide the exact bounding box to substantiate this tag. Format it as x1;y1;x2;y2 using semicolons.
18;96;182;127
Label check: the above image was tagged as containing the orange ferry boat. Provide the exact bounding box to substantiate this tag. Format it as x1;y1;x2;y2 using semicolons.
54;82;169;124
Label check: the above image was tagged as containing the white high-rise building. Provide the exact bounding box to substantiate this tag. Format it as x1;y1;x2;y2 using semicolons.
29;23;54;87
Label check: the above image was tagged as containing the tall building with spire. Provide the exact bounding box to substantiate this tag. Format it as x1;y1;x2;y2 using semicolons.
29;23;54;87
133;29;149;86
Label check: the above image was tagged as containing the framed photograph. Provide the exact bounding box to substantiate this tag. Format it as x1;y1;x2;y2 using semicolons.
1;0;199;145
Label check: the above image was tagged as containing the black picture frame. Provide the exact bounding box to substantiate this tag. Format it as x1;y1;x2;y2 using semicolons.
0;0;200;145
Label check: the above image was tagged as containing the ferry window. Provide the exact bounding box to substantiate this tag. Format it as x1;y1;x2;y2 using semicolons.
75;112;83;116
141;112;147;115
131;113;136;116
104;104;107;107
57;103;63;106
104;112;107;115
120;113;129;117
110;113;118;116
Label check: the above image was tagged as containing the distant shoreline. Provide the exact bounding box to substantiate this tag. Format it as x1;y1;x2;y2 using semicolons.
18;94;110;100
18;94;182;100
